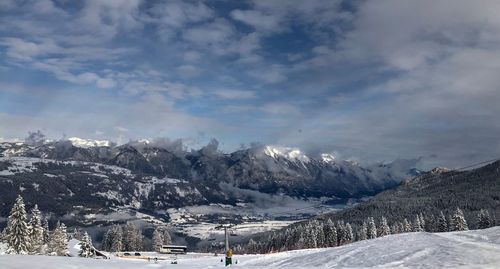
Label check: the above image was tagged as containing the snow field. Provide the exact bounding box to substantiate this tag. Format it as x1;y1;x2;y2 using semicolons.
3;227;500;268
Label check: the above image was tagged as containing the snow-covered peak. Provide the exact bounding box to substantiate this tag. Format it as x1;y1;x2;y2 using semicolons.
263;145;310;163
68;137;111;148
320;153;336;163
137;139;151;145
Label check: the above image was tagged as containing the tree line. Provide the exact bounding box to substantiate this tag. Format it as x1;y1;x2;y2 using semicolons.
233;207;494;254
0;195;172;257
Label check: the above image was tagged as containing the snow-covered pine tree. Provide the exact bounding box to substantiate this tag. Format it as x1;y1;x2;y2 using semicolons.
48;222;68;256
79;232;95;258
367;217;377;239
304;222;317;248
42;216;50;244
336;221;346;245
390;223;400;234
358;221;367;241
163;228;172;245
323;219;337;247
28;204;44;254
436;211;448;232
398;222;404;233
345;223;353;244
450;208;468;231
152;226;163;251
402;218;412;233
313;220;326;247
71;228;83;240
378;217;391;237
110;225;123;252
419;213;426;230
412;215;423;232
123;223;143;251
477;209;493;229
5;195;30;254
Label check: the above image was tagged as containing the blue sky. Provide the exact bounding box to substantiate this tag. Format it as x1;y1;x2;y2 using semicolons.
1;0;500;168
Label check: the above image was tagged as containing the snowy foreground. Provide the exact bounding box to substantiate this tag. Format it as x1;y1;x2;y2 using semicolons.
2;227;500;268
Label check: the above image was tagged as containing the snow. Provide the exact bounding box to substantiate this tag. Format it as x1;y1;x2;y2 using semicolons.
263;146;310;163
320;153;335;163
68;137;112;148
3;227;500;268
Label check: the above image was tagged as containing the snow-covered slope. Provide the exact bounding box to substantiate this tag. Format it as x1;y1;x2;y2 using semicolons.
2;227;500;268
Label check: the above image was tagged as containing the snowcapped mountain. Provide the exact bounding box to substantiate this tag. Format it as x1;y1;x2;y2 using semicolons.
263;145;310;163
0;138;420;230
67;137;112;148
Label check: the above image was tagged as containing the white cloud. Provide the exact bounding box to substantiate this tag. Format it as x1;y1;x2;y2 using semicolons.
213;89;257;100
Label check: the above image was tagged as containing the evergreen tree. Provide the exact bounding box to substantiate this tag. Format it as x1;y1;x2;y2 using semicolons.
152;226;164;251
48;222;68;256
42;216;50;244
345;223;353;244
413;215;424;232
419;213;426;230
477;209;493;229
323;219;337;247
28;204;44;254
450;208;468;231
79;232;95;258
402;218;412;233
390;223;400;234
71;228;83;240
123;223;142;251
367;217;377;239
336;221;346;245
358;221;368;240
163;228;172;245
378;217;391;237
110;225;123;252
436;211;448;232
5;195;30;254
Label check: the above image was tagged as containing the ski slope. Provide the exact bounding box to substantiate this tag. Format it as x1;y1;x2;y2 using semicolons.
2;227;500;268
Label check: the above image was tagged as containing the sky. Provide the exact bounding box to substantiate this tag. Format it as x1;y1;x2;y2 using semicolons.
1;0;500;168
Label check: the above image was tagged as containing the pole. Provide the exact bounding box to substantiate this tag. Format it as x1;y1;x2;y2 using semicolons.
224;226;229;253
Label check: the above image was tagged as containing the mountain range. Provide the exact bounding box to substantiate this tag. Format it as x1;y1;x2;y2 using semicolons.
0;137;420;229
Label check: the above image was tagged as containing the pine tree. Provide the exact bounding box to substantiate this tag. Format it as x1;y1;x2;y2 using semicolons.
152;226;164;251
390;223;400;234
163;228;172;245
48;222;68;256
312;220;325;247
345;223;353;244
28;204;44;254
5;195;30;254
42;216;50;244
436;211;448;232
402;218;412;233
323;219;337;247
419;213;426;230
450;208;468;231
367;217;377;239
110;225;123;252
79;232;95;258
378;217;391;237
358;221;368;240
336;221;346;245
413;215;424;232
477;209;493;229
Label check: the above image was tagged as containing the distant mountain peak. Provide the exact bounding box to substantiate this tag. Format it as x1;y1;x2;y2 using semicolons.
263;145;310;163
320;153;336;163
68;137;112;148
